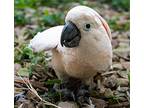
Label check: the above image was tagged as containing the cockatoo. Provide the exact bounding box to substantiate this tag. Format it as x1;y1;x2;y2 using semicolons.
29;5;112;106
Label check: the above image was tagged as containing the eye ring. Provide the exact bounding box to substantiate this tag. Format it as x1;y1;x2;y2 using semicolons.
84;23;91;31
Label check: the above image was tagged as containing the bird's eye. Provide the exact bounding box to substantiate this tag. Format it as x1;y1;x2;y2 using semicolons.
84;24;91;31
86;24;90;29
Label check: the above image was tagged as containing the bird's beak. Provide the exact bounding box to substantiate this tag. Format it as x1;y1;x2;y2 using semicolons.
61;21;81;48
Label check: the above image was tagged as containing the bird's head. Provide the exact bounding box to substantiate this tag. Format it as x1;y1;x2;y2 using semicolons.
60;6;111;48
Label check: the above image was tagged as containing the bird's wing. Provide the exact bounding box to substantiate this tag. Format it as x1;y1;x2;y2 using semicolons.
29;25;64;52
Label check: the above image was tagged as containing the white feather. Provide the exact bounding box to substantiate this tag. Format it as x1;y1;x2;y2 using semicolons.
29;25;64;52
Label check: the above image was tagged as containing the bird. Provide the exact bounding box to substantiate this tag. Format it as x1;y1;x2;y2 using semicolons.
29;5;112;106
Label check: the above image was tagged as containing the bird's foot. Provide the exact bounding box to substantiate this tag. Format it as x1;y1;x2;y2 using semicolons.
52;78;94;107
61;88;76;101
75;85;93;107
52;80;79;101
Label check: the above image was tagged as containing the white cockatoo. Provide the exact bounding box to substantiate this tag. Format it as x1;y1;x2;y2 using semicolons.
29;5;112;105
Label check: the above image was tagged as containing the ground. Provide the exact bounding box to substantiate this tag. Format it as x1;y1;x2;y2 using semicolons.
14;0;130;108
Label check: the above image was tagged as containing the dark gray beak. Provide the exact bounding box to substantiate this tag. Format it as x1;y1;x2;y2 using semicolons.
60;22;81;48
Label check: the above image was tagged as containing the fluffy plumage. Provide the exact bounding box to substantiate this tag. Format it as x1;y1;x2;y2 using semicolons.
29;5;112;85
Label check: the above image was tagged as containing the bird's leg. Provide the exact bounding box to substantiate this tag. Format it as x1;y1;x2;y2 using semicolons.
60;78;93;107
75;83;92;107
52;77;82;101
52;77;94;107
76;77;96;107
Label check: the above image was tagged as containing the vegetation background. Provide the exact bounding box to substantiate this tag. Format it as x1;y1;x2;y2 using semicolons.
14;0;130;108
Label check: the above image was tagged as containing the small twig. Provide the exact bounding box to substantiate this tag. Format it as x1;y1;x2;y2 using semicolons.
101;71;116;76
113;52;129;61
17;72;61;108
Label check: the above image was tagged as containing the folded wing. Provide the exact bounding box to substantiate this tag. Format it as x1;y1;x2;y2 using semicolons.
29;26;63;52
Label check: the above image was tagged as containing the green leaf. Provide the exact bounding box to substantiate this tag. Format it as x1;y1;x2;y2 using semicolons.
46;79;62;85
128;72;130;82
18;68;29;77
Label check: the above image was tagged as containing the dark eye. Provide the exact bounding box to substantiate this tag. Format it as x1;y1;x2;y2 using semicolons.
84;24;91;31
86;24;91;29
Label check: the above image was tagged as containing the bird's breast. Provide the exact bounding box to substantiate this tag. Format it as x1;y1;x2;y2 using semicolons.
61;46;112;79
